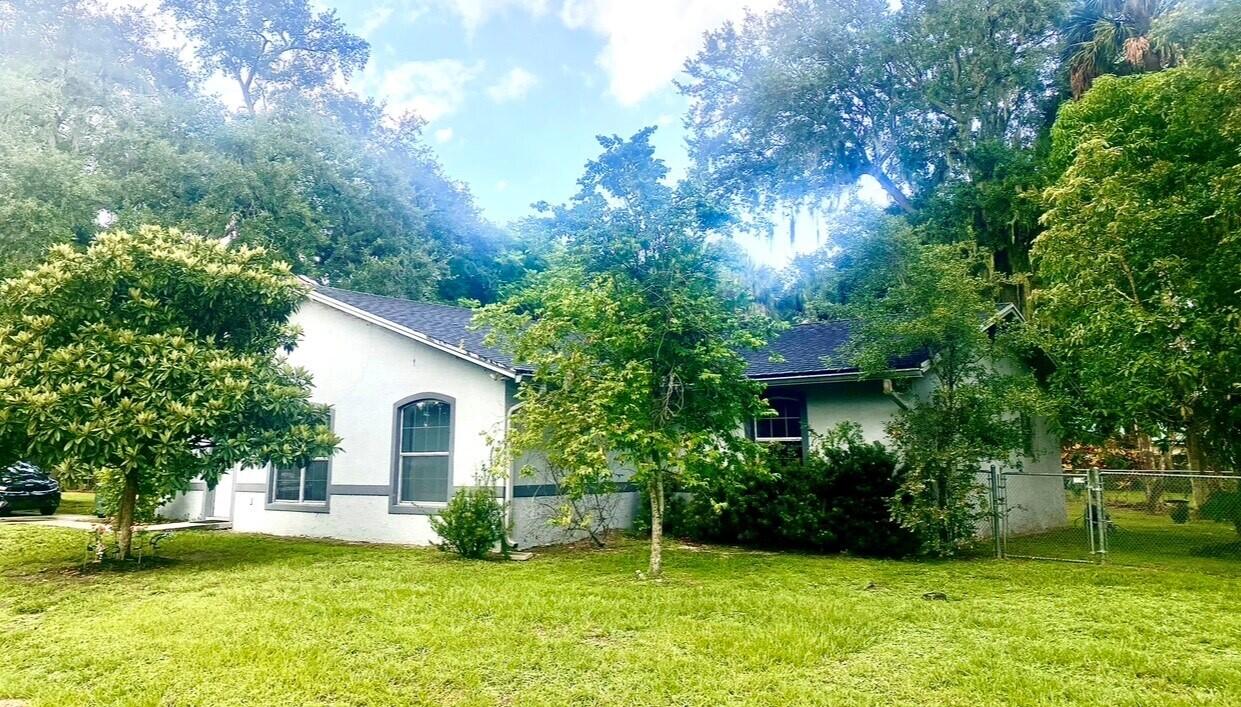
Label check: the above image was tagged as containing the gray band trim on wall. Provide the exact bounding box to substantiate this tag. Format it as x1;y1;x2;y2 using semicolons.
264;502;329;514
189;481;208;491
234;483;267;493
329;484;390;496
512;481;638;498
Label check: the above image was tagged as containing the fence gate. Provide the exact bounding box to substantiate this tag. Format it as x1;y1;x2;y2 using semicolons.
993;468;1241;570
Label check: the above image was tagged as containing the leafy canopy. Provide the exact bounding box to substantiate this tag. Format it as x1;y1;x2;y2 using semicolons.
0;227;338;520
681;0;1064;216
1034;61;1241;467
163;0;369;115
830;215;1046;555
476;129;776;576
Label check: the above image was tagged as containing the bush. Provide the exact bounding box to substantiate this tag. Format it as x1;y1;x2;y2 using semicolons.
631;489;691;539
684;423;918;557
429;487;506;559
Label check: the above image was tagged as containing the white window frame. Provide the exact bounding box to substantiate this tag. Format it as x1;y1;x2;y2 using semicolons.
267;408;333;511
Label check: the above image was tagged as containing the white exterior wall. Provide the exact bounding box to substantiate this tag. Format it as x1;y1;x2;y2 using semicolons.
800;379;904;444
224;299;510;545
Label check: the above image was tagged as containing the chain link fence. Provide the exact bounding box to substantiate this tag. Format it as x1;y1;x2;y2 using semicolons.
993;469;1241;571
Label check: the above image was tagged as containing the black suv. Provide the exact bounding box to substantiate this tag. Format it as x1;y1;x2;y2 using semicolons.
0;462;61;516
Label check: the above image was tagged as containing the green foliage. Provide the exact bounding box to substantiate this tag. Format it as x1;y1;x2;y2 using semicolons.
830;218;1046;556
476;128;777;576
0;227;338;546
685;423;918;557
1199;491;1241;536
631;491;692;540
429;487;506;559
1063;0;1181;99
0;2;514;303
1035;63;1241;468
162;0;369;115
682;0;1064;216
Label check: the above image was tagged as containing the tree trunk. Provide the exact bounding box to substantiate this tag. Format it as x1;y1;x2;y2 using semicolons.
647;475;664;579
1137;432;1164;513
114;472;138;561
1186;426;1222;514
865;164;917;215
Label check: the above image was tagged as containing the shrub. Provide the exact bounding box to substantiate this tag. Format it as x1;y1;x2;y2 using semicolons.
430;487;506;559
631;490;691;539
684;423;918;557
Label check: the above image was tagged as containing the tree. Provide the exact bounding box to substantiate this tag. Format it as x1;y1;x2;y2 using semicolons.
0;4;510;303
829;215;1045;555
475;129;775;577
681;0;1064;217
1034;61;1241;471
163;0;369;115
0;227;338;559
1063;0;1182;99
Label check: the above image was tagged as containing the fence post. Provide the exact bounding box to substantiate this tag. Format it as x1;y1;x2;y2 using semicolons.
989;465;1003;559
1088;467;1107;565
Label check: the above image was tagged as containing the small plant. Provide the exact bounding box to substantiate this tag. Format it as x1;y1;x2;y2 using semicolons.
430;486;506;559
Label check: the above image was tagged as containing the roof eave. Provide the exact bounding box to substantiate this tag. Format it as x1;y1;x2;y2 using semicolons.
750;365;926;385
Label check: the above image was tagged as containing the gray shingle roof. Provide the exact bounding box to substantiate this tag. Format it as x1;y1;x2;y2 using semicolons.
309;285;929;380
743;321;927;379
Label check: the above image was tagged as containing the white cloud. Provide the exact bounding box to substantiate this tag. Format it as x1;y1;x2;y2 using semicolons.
373;59;483;122
434;127;455;143
558;0;780;105
359;5;395;37
441;0;549;35
496;179;510;192
487;67;539;103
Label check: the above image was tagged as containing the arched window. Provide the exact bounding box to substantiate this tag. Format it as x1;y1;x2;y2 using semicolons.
395;398;452;504
754;396;804;459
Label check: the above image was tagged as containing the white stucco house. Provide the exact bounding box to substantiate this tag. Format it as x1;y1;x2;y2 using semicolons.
160;283;1065;547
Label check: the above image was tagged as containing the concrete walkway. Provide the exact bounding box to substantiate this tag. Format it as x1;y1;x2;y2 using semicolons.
0;514;230;532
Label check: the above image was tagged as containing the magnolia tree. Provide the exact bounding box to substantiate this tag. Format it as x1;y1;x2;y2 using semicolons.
475;129;775;577
0;227;338;559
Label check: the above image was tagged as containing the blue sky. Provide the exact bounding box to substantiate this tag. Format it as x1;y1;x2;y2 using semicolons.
329;1;758;222
323;0;850;265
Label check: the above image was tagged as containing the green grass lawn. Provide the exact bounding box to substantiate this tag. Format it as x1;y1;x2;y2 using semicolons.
54;491;96;517
1005;498;1241;572
2;527;1241;706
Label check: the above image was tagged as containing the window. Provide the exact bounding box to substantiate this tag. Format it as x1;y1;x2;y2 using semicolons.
269;409;332;508
272;459;330;503
396;398;452;504
755;396;804;459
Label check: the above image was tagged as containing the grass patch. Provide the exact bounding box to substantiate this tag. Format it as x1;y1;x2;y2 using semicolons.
55;491;96;517
2;527;1240;705
1006;500;1241;572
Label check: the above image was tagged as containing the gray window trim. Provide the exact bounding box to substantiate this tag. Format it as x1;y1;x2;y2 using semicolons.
390;393;456;515
266;409;333;513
